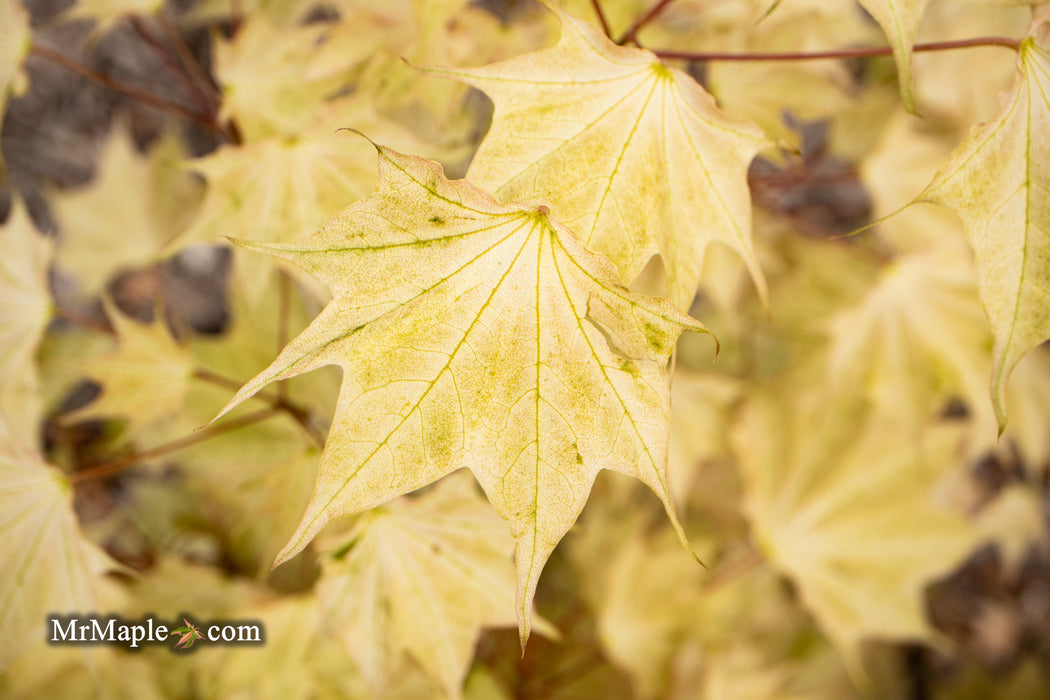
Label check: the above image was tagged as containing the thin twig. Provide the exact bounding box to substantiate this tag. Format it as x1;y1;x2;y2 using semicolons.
50;305;326;448
619;0;678;46
701;548;765;593
193;369;327;448
29;44;225;134
129;16;215;119
69;408;278;482
653;36;1021;62
156;12;223;109
588;0;613;40
53;305;115;337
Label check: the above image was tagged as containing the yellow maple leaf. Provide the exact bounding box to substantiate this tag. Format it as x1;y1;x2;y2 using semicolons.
919;12;1050;432
735;390;976;677
825;245;993;430
430;2;768;310
0;424;122;670
318;473;543;698
596;527;710;699
65;300;193;435
213;17;366;141
53;129;203;296
0;199;52;448
857;0;931;111
218;143;711;646
0;198;52;386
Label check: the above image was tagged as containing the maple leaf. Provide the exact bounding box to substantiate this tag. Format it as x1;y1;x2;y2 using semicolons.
918;12;1050;432
596;527;709;699
53;129;203;295
0;198;52;388
218;142;711;646
734;390;976;677
317;472;543;698
65;299;193;436
825;245;993;430
171;618;204;649
0;422;122;669
0;199;52;448
857;0;931;111
213;17;365;141
430;2;768;310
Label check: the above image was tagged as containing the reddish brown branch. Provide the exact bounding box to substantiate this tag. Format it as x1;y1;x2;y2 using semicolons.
653;36;1021;62
156;13;223;109
53;305;115;337
29;44;225;134
619;0;678;46
588;0;613;40
69;408;278;482
49;305;326;448
129;17;216;119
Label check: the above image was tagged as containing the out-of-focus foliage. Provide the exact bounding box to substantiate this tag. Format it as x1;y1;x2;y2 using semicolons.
52;129;203;296
3;0;1050;698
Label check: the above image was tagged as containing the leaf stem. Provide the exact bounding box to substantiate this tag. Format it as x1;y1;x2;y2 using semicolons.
69;407;278;482
652;36;1021;62
588;0;613;40
618;0;678;46
29;44;227;135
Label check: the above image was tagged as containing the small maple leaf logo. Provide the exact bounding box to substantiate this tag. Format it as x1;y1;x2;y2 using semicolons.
170;618;204;649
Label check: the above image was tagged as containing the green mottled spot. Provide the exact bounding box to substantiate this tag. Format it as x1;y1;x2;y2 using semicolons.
429;216;445;225
642;321;669;353
425;409;458;461
617;357;640;377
